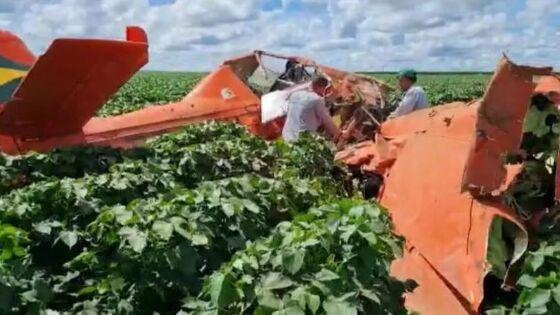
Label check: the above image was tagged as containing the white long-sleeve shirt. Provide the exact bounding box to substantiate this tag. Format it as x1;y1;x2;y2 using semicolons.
390;86;429;118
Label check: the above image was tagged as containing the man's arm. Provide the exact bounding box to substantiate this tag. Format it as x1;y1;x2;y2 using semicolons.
389;89;419;119
315;100;341;140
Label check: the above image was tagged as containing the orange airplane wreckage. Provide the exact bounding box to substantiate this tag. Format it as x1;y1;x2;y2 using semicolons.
336;60;560;314
2;27;560;315
0;27;388;154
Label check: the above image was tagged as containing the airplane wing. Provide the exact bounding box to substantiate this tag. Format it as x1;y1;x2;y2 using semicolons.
0;27;149;139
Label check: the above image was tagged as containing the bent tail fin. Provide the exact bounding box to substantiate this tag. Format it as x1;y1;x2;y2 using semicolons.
0;30;36;104
0;26;149;139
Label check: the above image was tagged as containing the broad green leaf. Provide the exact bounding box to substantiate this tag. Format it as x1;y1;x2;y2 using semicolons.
77;286;96;296
242;199;260;214
261;272;294;290
530;253;545;272
222;203;235;217
34;279;53;303
322;298;357;315
283;249;305;275
307;294;321;314
109;277;125;292
290;287;306;309
258;290;282;310
358;232;377;246
487;218;508;278
33;221;53;235
485;307;507;315
340;225;357;242
119;227;147;253
315;269;340;282
170;216;190;239
20;290;37;303
553;284;560;305
72;182;88;199
360;289;381;304
528;288;551;308
113;205;133;225
208;274;238;309
59;231;78;249
364;204;381;218
12;246;25;257
192;234;209;246
0;249;12;261
118;300;133;313
152;220;173;240
521;306;548;315
518;275;538;289
348;206;364;217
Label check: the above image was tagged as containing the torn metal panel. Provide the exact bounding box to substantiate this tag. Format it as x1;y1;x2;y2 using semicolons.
535;74;560;97
337;59;541;313
462;57;552;195
379;106;527;314
222;53;260;81
233;50;392;108
311;63;392;106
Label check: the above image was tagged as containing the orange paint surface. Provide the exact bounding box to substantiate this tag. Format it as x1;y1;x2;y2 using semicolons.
336;58;548;314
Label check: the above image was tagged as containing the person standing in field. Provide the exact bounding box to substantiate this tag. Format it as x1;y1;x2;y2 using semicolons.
389;69;429;118
282;76;341;142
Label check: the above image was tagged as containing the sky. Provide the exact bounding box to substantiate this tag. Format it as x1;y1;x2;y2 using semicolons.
0;0;559;72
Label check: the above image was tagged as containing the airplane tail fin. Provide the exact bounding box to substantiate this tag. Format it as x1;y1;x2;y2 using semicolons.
0;27;149;139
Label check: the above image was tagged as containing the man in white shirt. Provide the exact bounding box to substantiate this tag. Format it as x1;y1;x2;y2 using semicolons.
282;76;341;142
389;69;429;119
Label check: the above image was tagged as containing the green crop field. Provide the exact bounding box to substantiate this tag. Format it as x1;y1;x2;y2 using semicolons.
98;72;205;117
99;72;491;117
2;71;560;314
370;73;491;105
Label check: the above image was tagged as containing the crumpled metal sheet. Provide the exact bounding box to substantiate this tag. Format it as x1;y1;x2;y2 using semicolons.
382;126;526;314
534;74;560;96
335;140;378;166
222;53;260;81
309;63;392;106
461;58;552;195
225;50;391;110
336;58;543;314
336;102;477;174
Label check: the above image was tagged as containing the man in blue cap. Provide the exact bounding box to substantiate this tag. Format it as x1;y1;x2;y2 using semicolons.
388;69;429;118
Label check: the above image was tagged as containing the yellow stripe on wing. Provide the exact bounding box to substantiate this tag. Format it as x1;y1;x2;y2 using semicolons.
0;67;27;86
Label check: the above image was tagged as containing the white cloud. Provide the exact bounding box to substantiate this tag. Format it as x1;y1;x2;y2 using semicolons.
1;0;559;71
